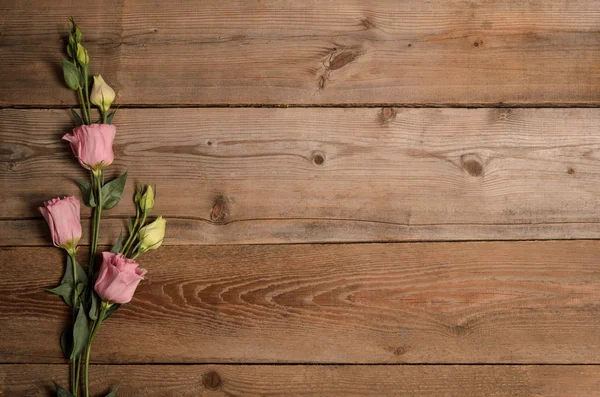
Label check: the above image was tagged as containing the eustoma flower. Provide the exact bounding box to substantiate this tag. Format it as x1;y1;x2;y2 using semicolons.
90;75;115;114
95;252;147;304
137;216;166;256
62;124;116;172
38;196;82;254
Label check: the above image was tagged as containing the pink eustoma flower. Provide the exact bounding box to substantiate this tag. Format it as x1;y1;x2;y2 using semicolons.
38;196;82;253
95;252;147;304
62;124;116;171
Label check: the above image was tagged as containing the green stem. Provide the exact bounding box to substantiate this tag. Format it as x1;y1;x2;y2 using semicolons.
88;171;103;276
85;304;108;397
120;215;140;256
68;251;79;396
83;66;92;124
124;212;147;258
77;88;90;124
102;111;107;124
71;355;76;394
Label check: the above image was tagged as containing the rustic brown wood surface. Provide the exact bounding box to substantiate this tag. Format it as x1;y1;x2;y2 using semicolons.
2;242;599;364
3;365;599;397
2;108;600;245
1;0;599;395
1;0;599;106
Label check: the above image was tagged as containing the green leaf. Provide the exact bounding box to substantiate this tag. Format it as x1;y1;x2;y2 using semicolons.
103;304;121;321
111;232;123;254
53;381;75;397
106;106;119;124
104;385;120;397
61;255;88;287
74;179;97;208
71;303;89;359
60;326;73;359
61;58;81;90
70;108;84;126
46;283;74;307
101;172;128;210
89;290;99;321
127;217;134;234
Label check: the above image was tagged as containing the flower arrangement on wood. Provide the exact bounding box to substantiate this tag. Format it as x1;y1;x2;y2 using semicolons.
42;19;167;397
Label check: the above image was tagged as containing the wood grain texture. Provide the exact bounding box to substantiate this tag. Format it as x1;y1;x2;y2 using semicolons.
1;241;599;364
1;0;599;106
3;108;600;245
2;364;600;397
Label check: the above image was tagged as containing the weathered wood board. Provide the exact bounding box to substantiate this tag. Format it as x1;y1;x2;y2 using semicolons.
1;0;599;106
1;241;599;364
2;108;600;245
2;364;599;397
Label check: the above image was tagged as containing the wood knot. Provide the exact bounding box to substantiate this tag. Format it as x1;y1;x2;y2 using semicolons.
473;39;483;47
311;151;325;166
394;346;409;356
210;196;229;223
379;107;396;124
567;167;575;175
202;371;222;390
328;50;360;71
460;154;484;177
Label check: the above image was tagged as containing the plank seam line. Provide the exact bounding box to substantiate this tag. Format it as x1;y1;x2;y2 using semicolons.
1;363;599;366
5;216;600;228
3;238;600;249
2;104;600;110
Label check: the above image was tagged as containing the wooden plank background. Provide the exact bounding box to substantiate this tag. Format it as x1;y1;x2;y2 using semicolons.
1;0;599;395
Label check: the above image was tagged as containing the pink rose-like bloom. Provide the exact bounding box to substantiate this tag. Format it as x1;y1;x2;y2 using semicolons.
62;124;116;171
38;196;82;252
95;252;147;304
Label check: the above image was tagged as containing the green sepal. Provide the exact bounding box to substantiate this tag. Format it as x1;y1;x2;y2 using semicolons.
53;381;75;397
45;283;74;307
70;303;89;359
103;304;121;321
70;108;84;126
106;106;119;124
111;232;123;254
60;326;73;359
101;172;128;210
104;386;120;397
61;58;81;90
74;179;97;207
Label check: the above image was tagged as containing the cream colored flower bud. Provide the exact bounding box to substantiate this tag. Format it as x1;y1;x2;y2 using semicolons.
76;44;89;65
90;75;116;113
138;216;166;253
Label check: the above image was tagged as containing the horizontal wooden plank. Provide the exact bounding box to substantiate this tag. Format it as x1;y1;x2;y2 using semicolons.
1;241;599;364
1;0;599;106
2;108;600;244
2;364;599;397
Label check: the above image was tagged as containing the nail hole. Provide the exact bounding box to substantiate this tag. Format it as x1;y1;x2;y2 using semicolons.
567;167;575;175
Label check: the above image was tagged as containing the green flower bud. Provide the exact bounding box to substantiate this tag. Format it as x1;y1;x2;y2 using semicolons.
137;216;166;254
76;44;89;66
139;186;155;213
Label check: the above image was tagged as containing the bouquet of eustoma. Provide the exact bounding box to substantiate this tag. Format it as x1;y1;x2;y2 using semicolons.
39;19;166;397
